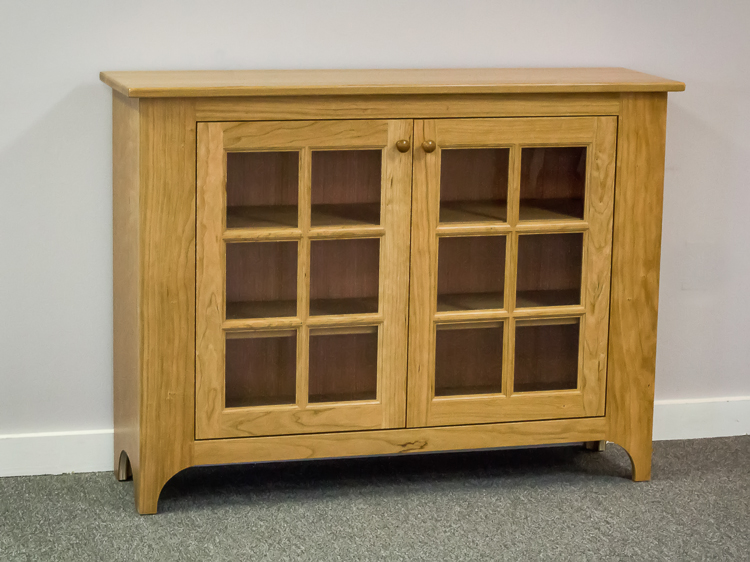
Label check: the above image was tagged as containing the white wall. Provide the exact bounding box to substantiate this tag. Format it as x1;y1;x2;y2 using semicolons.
1;0;749;439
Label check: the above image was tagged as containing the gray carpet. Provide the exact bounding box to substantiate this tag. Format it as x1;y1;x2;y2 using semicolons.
1;437;748;561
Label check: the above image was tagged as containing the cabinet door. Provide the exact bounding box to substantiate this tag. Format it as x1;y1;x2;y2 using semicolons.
196;120;413;439
408;117;616;427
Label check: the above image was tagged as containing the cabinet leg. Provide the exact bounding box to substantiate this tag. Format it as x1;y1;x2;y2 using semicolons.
133;471;169;515
624;442;653;482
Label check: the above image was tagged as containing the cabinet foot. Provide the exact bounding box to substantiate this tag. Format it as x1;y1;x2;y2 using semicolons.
583;440;607;452
116;450;132;482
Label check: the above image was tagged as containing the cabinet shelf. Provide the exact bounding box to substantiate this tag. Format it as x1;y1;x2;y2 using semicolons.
226;203;382;231
436;199;584;224
310;297;379;316
515;289;581;309
311;203;381;227
226;300;297;320
436;292;504;312
227;205;298;230
519;199;584;222
439;200;507;223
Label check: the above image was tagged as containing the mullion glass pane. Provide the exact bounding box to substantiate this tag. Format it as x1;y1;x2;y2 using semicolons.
437;236;505;312
226;151;299;229
439;149;509;223
308;329;378;403
516;233;583;308
309;238;379;316
226;241;298;319
225;332;297;408
311;150;381;226
435;324;504;396
520;147;586;221
513;319;580;393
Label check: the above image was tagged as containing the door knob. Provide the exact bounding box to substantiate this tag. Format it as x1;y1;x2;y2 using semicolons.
422;140;437;153
396;139;411;152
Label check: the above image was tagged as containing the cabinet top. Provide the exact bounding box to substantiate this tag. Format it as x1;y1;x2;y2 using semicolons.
100;67;684;98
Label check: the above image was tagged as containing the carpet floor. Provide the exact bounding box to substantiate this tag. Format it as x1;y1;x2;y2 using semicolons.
1;436;748;561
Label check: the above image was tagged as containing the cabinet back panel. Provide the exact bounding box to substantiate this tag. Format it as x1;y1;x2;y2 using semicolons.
226;151;299;207
226;241;298;303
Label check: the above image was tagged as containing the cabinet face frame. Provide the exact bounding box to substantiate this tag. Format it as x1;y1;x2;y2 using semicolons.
407;117;617;428
196;119;413;439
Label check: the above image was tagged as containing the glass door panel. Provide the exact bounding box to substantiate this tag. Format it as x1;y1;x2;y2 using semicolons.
308;327;379;403
196;119;413;439
226;151;299;229
439;148;509;223
437;236;506;312
408;116;617;428
435;323;504;396
519;147;586;221
310;238;380;316
513;319;580;393
225;241;298;319
225;331;297;408
311;150;382;227
516;233;583;308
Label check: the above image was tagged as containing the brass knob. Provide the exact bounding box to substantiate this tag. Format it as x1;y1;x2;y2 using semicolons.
396;139;411;153
422;140;437;153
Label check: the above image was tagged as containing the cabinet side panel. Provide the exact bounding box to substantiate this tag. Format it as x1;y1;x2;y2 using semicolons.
606;93;668;480
137;99;196;513
113;92;140;481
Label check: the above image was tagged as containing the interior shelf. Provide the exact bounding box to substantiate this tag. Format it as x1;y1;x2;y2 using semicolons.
515;289;581;309
311;203;381;227
226;205;298;230
519;199;585;222
309;297;379;316
437;292;504;312
226;300;297;320
439;200;507;224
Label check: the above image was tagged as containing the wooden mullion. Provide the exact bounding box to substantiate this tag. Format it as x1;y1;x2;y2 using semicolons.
296;147;312;409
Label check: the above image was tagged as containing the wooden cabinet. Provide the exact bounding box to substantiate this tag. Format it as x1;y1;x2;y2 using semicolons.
102;68;684;514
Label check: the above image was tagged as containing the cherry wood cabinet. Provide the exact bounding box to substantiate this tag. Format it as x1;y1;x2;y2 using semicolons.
102;68;684;514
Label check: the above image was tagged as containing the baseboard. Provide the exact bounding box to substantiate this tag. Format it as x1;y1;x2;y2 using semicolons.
652;396;750;440
0;430;114;477
1;397;748;477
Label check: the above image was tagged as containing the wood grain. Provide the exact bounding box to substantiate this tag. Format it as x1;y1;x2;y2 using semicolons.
606;94;668;481
193;416;607;467
195;93;623;121
136;98;196;514
100;68;684;98
222;120;389;151
112;92;140;483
